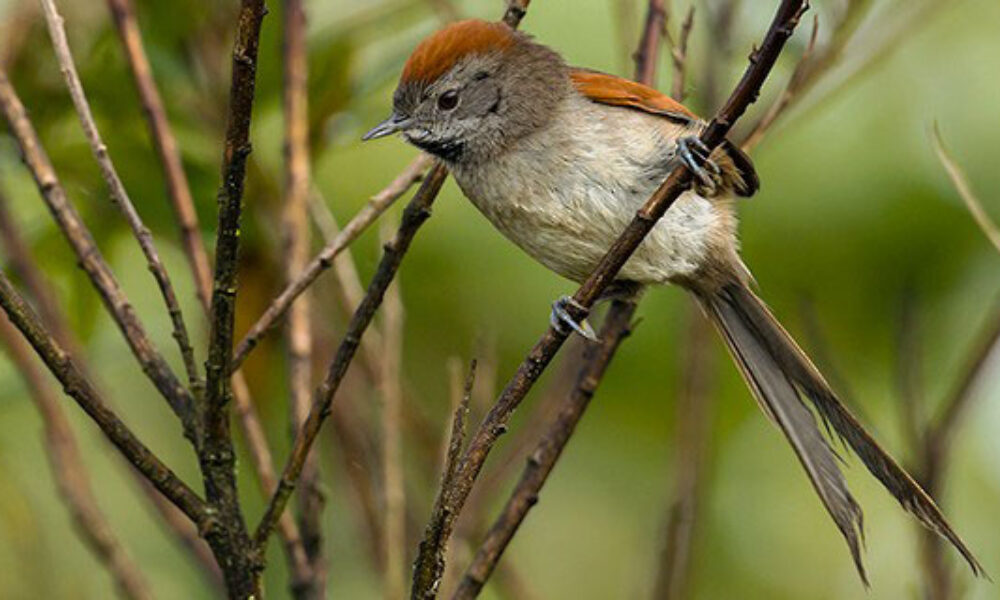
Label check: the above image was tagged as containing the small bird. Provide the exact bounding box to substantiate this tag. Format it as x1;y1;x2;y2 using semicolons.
364;19;983;582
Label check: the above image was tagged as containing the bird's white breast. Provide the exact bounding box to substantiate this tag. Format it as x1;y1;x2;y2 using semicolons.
450;93;732;285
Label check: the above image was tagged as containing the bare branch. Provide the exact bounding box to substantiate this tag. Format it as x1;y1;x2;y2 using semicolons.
39;0;200;394
201;0;268;594
254;162;449;549
667;6;695;102
634;0;667;87
0;268;210;525
502;0;531;29
104;0;213;308
0;317;154;600
413;360;476;599
234;153;434;368
451;300;637;599
0;71;199;445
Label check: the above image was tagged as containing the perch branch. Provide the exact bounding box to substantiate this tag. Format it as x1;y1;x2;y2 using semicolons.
0;71;199;445
39;0;200;394
417;2;808;596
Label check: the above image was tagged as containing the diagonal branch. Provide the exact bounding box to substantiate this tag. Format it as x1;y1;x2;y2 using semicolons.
0;267;210;526
0;71;199;445
419;2;808;596
451;300;638;599
39;0;200;394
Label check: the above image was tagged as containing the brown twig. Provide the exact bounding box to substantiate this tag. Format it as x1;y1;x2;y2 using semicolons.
104;0;213;308
419;4;808;596
380;232;408;600
0;317;154;600
666;6;695;102
233;153;434;368
451;300;638;599
413;360;476;599
634;0;667;87
651;305;716;600
502;0;531;29
281;0;324;596
39;0;200;395
253;161;449;549
201;0;267;595
0;71;199;445
0;267;209;526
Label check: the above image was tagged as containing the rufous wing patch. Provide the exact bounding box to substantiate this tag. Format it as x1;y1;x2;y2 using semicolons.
569;69;698;124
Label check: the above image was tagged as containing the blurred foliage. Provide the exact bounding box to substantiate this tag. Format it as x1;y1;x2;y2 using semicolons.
0;0;998;598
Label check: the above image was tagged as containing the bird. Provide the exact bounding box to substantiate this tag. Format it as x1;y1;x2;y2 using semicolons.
363;18;983;583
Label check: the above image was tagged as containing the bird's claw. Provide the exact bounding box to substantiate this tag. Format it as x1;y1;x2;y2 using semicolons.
677;136;720;194
550;296;599;342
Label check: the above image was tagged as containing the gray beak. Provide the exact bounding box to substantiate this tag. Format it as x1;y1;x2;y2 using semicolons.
362;113;410;141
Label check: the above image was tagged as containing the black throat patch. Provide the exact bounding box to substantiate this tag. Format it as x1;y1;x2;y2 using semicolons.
409;137;465;162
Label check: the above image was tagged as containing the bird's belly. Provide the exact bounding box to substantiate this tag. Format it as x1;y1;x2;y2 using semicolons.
453;165;722;285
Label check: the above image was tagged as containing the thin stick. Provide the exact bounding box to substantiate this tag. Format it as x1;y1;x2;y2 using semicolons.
380;222;408;600
931;124;1000;255
0;268;209;525
413;360;476;599
233;153;434;368
104;0;213;308
254;162;449;549
421;3;808;595
201;1;268;595
451;301;638;599
102;0;311;575
39;0;200;393
0;71;199;445
280;0;324;595
0;317;154;600
502;0;531;28
634;0;667;87
667;6;695;102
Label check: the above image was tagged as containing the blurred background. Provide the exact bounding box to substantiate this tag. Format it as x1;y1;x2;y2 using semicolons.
0;0;998;598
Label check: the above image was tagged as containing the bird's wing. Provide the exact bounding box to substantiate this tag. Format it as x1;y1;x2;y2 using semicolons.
569;69;698;124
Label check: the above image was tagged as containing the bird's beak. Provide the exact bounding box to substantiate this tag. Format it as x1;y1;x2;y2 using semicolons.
362;113;410;141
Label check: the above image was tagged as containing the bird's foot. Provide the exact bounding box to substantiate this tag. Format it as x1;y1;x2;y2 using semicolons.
550;296;599;342
677;136;721;194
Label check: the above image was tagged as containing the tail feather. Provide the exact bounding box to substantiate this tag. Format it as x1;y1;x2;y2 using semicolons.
699;282;985;582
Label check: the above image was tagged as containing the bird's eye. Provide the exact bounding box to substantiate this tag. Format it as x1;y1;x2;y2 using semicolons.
437;90;459;111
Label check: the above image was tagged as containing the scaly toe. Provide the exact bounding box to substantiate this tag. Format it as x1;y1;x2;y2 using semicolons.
550;296;599;342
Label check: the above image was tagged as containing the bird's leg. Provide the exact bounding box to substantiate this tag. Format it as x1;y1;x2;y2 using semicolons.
676;136;722;194
550;296;599;341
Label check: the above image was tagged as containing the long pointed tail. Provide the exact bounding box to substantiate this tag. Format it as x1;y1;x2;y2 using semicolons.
696;282;984;583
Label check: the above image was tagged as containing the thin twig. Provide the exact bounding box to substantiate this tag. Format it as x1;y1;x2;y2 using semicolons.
104;0;213;308
253;161;449;549
931;123;1000;254
502;0;531;29
666;6;695;102
421;5;808;596
281;0;324;595
0;317;154;600
451;301;637;599
413;360;476;599
634;0;667;87
380;224;408;600
0;267;210;525
651;306;716;600
201;0;268;595
0;71;199;445
233;153;434;368
102;0;311;576
39;0;200;395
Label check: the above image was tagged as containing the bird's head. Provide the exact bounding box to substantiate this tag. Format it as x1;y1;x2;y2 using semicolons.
363;19;567;164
